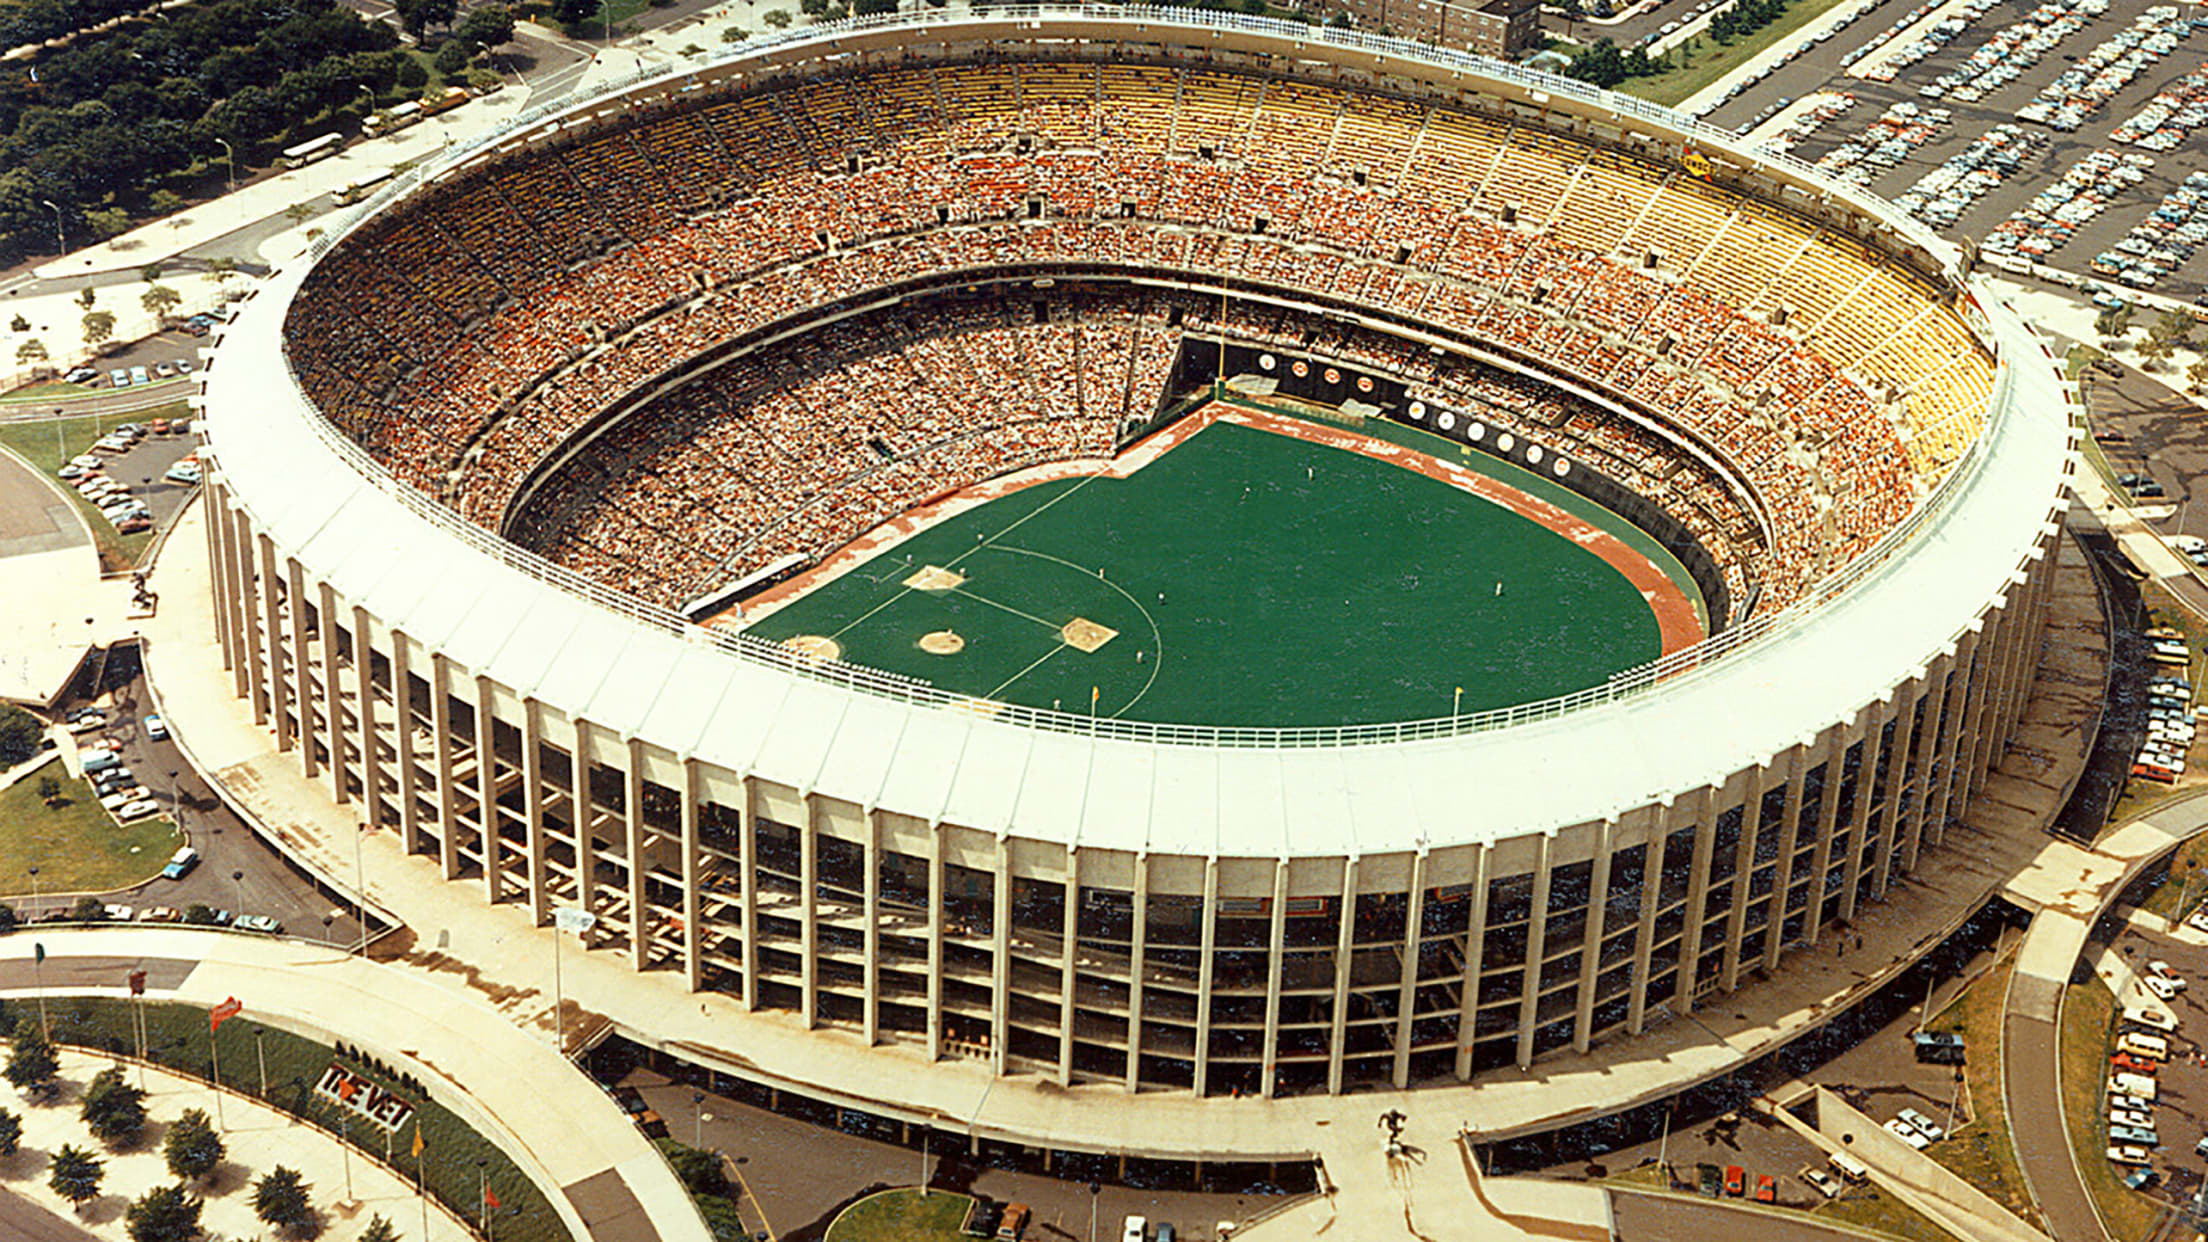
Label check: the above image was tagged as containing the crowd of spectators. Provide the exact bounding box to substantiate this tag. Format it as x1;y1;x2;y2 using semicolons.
283;57;1998;617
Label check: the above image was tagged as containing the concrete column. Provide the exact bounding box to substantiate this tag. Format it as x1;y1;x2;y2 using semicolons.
257;535;286;742
626;738;650;971
1391;851;1427;1088
204;486;237;677
1804;723;1847;946
1929;628;1984;850
521;699;550;925
285;557;314;778
1764;745;1811;972
1898;652;1956;874
316;581;344;801
865;813;884;1047
682;757;704;991
991;835;1013;1075
1839;698;1888;923
1720;768;1767;991
429;654;458;879
1678;788;1717;1011
1261;857;1288;1098
1453;844;1490;1079
799;796;819;1027
1126;853;1150;1092
1573;823;1612;1053
351;605;380;827
739;774;759;1008
1057;845;1078;1085
392;631;420;855
926;821;946;1062
1194;856;1219;1096
571;717;597;939
1626;813;1663;1035
1871;680;1922;900
1515;835;1553;1069
475;674;500;904
1326;857;1357;1095
237;517;269;720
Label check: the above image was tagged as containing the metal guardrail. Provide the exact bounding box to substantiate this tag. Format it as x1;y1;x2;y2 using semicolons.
251;8;2036;749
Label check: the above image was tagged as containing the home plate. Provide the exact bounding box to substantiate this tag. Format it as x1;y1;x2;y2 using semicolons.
904;565;967;590
1062;617;1117;652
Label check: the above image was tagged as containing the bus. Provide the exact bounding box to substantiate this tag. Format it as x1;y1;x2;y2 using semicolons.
334;168;393;205
280;132;344;169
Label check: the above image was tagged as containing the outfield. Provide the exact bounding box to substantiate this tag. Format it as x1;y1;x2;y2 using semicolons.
745;409;1699;729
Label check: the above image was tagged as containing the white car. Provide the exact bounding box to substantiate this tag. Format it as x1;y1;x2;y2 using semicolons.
2144;975;2183;1000
1885;1117;1931;1150
1898;1108;1945;1143
2185;910;2208;935
2111;1107;2154;1128
115;798;159;820
1801;1167;1842;1199
2149;961;2188;991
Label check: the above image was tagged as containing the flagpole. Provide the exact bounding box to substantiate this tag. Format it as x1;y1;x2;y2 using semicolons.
209;1019;226;1130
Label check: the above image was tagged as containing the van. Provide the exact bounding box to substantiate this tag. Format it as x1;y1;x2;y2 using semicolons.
2122;1007;2177;1033
79;749;120;775
1122;1216;1147;1242
2111;1072;2158;1101
2117;1032;2169;1060
1828;1151;1869;1182
162;846;199;881
994;1203;1030;1241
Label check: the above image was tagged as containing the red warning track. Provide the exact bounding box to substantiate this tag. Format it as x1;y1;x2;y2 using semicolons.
733;403;1708;656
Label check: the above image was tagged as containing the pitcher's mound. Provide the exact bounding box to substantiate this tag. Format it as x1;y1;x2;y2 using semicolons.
784;635;842;660
904;565;967;591
920;630;966;655
1062;617;1117;652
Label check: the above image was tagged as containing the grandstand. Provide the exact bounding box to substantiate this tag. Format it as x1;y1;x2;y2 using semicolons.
200;9;2073;1127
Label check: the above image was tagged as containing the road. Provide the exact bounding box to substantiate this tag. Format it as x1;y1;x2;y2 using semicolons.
0;1191;97;1242
2003;975;2104;1242
1608;1187;1948;1239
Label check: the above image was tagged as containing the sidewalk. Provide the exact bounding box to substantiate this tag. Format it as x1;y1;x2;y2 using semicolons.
0;927;708;1242
0;1045;476;1242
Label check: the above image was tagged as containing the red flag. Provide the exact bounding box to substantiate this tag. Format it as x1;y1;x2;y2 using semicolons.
483;1189;501;1211
209;996;243;1032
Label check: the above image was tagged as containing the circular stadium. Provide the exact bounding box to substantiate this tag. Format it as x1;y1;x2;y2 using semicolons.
195;6;2075;1119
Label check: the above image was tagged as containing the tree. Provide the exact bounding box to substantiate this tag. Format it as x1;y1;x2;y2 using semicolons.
8;313;26;332
125;1182;202;1242
72;895;107;922
15;337;47;369
208;255;239;283
35;775;60;805
253;1165;315;1236
0;1107;20;1155
81;1066;149;1148
550;0;600;26
183;903;219;926
720;24;749;40
164;1108;224;1183
47;1144;103;1212
394;0;460;38
82;310;116;350
85;208;133;240
0;903;15;933
457;4;515;49
2096;304;2133;342
359;1216;399;1242
77;287;97;310
0;703;41;764
763;7;791;24
2189;352;2208;394
433;39;472;77
6;1018;58;1096
142;284;182;324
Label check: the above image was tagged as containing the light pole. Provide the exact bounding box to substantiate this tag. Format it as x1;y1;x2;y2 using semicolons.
1087;1181;1101;1242
692;1091;704;1148
253;1025;269;1099
38;199;62;257
28;863;40;923
214;139;236;194
352;817;366;954
322;912;335;946
477;1159;489;1236
230;869;244;920
339;1110;355;1206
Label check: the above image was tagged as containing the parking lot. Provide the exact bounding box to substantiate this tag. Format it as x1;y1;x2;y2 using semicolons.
1703;0;2208;302
2090;905;2208;1212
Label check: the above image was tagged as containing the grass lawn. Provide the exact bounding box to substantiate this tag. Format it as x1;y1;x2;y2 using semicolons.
0;759;176;897
2061;980;2170;1241
1923;950;2040;1229
20;996;574;1242
1616;0;1857;107
825;1188;974;1242
0;381;89;402
0;405;190;570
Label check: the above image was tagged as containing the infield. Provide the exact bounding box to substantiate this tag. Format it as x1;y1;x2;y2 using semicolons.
742;409;1701;729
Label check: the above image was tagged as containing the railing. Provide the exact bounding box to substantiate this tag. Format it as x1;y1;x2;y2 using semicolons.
251;7;2041;750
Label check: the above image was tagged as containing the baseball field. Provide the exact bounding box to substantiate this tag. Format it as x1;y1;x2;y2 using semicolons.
744;406;1702;729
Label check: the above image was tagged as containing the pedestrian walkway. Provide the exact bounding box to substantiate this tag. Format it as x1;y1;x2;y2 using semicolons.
0;1045;476;1242
0;928;710;1242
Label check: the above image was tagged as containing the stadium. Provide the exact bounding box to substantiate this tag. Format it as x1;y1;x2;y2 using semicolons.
194;5;2075;1138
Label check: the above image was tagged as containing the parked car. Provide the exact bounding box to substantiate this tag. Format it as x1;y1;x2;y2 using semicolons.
1801;1167;1842;1199
116;798;159;820
1885;1118;1931;1150
1724;1164;1746;1195
1753;1174;1777;1203
1898;1108;1945;1142
2111;1051;2161;1075
233;914;283;934
139;906;182;923
144;714;167;741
